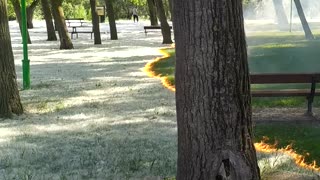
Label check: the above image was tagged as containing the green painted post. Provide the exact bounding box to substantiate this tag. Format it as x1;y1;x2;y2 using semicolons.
21;0;30;89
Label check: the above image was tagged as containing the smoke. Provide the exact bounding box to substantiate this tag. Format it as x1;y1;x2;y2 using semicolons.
243;0;320;21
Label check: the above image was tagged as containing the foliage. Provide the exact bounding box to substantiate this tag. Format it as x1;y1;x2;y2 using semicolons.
7;1;16;20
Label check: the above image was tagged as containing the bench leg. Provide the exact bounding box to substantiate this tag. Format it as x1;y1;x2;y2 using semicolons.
305;79;316;116
306;97;313;116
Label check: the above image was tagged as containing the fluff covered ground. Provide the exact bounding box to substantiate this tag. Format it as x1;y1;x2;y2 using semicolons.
0;20;319;179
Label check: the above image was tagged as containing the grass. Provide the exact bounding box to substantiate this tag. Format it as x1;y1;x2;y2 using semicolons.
150;32;320;108
148;32;320;172
254;122;320;164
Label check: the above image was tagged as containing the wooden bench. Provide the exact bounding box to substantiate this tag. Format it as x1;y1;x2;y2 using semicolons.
143;25;172;35
70;31;93;39
65;18;86;27
69;26;93;39
250;73;320;115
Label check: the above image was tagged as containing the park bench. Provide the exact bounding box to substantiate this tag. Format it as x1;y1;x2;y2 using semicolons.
70;28;94;39
65;18;86;27
68;24;94;39
250;73;320;115
143;25;172;35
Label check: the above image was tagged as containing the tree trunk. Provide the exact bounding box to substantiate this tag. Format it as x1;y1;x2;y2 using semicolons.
168;0;173;21
90;0;102;44
10;0;32;44
294;0;314;40
155;0;172;44
0;0;24;118
163;0;170;20
272;0;289;30
147;0;158;25
105;0;118;40
50;0;74;49
173;0;261;179
41;0;57;41
27;0;40;29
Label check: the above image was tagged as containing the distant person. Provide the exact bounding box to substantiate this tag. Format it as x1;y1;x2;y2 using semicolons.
132;7;139;23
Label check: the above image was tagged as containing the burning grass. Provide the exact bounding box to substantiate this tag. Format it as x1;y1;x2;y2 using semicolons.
143;32;320;107
143;32;320;175
254;123;320;172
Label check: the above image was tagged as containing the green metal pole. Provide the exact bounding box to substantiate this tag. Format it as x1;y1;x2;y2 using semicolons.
21;0;30;89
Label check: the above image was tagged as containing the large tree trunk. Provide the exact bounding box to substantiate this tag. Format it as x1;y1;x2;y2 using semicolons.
26;0;40;29
10;0;32;44
147;0;158;25
90;0;102;44
105;0;118;40
272;0;289;30
41;0;57;41
50;0;73;49
294;0;314;40
155;0;172;44
173;0;261;179
0;0;24;118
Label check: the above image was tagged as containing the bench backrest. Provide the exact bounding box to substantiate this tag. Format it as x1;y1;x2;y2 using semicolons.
66;18;84;21
250;73;320;84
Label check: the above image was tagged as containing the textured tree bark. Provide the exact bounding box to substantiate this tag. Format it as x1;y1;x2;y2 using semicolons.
90;0;102;44
272;0;289;30
10;0;32;44
26;0;40;29
147;0;159;26
294;0;314;40
41;0;57;41
105;0;118;40
0;0;24;118
155;0;172;44
173;0;261;179
50;0;74;49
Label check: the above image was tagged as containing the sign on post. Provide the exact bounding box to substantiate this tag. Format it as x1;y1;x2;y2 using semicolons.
96;6;105;23
96;6;105;16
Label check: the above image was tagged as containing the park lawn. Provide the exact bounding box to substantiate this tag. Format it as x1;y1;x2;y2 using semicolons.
150;32;320;166
151;32;320;108
254;122;320;164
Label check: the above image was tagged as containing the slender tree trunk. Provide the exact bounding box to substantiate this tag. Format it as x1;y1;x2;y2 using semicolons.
0;0;24;118
10;0;32;44
147;0;158;25
168;0;173;21
294;0;314;40
272;0;289;30
105;0;118;40
173;0;261;179
163;0;170;20
41;0;57;41
50;0;74;49
26;0;40;29
155;0;172;44
90;0;101;44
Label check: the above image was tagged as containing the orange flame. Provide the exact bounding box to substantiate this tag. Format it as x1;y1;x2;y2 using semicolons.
254;136;320;172
143;44;176;92
144;46;320;173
